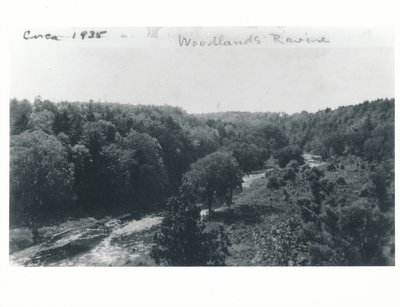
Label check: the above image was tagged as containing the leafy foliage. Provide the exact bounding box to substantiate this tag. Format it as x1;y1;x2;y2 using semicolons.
266;173;286;189
273;145;305;168
10;131;74;226
262;161;394;265
151;197;230;265
231;143;265;174
181;151;242;212
9;98;394;266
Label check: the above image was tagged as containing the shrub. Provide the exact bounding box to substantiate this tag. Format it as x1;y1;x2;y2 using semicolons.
267;174;285;189
297;197;322;222
283;167;296;181
304;167;325;181
287;160;300;172
327;164;336;172
336;177;346;185
268;219;308;265
320;179;335;195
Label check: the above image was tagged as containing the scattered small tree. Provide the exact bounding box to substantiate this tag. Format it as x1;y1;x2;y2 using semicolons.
283;167;296;181
267;173;286;189
327;164;336;172
336;177;346;185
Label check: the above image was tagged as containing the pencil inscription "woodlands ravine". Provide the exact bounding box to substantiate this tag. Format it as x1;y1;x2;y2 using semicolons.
178;33;330;47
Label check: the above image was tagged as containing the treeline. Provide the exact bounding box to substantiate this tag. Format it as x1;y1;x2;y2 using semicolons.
286;99;394;161
10;97;394;229
10;98;286;227
11;99;192;226
201;98;394;161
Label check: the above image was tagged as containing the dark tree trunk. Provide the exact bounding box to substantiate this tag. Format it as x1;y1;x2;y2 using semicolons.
29;215;41;244
207;193;213;220
32;225;40;244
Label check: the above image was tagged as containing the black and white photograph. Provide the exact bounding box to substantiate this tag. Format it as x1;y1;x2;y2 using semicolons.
8;26;395;267
2;0;400;305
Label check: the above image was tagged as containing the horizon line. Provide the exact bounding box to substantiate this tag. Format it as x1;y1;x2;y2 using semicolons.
10;96;394;116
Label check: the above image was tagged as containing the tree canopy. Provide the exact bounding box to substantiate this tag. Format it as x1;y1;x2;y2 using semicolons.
151;197;230;266
9;97;394;233
181;151;243;214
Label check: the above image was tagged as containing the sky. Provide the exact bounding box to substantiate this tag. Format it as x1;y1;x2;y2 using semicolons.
9;27;394;114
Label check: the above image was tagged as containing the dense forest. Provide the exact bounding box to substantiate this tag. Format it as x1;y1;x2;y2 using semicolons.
10;98;394;265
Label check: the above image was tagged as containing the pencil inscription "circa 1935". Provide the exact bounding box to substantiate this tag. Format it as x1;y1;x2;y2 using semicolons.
23;30;107;41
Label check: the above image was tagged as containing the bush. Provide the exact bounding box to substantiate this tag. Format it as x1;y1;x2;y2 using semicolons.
304;167;325;181
287;160;300;172
320;179;335;195
299;201;319;222
268;219;308;265
336;177;346;185
267;174;285;189
283;167;296;181
327;164;336;172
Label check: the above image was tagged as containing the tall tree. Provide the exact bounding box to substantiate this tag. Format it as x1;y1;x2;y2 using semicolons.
151;196;230;265
10;131;74;239
181;151;242;215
